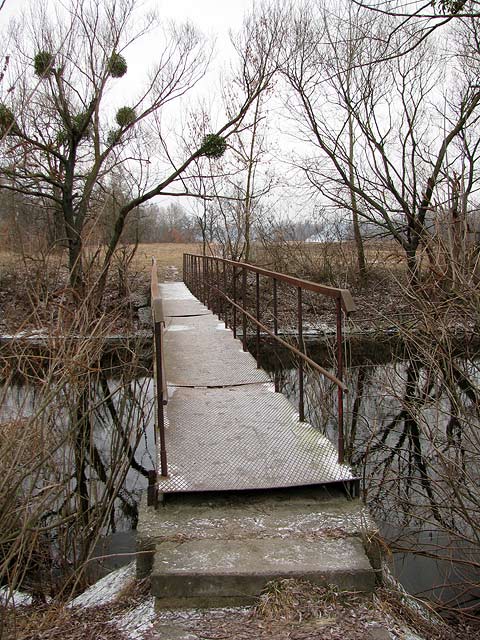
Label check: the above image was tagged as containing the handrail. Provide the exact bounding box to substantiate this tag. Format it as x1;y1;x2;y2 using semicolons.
185;254;356;314
183;253;355;464
150;258;168;497
220;289;347;391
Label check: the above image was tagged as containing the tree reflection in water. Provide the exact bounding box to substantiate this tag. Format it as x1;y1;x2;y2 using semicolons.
274;352;480;612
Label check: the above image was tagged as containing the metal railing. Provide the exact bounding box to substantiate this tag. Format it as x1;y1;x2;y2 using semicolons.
183;253;356;464
148;258;168;505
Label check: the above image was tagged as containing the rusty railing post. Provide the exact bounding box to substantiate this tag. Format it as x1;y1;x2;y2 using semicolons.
255;271;260;367
150;258;168;504
273;277;279;392
298;286;305;422
223;260;228;328
242;265;247;352
202;255;207;305
208;257;213;310
336;297;345;464
153;317;168;478
206;257;211;309
216;258;220;318
197;255;200;299
233;265;237;339
196;257;203;302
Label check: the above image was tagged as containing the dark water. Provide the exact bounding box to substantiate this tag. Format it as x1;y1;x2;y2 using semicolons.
268;352;480;609
2;342;479;606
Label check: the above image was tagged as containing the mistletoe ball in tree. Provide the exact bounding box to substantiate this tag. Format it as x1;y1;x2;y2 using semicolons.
200;134;227;159
34;51;55;77
108;53;127;78
115;106;136;127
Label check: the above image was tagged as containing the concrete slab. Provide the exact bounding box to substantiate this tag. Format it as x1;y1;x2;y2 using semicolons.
152;537;375;607
136;490;379;582
137;489;374;541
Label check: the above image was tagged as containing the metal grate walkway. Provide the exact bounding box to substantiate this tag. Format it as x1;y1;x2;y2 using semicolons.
157;282;354;493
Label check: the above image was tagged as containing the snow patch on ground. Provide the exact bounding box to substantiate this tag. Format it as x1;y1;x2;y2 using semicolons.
0;586;33;607
70;563;135;608
115;597;156;640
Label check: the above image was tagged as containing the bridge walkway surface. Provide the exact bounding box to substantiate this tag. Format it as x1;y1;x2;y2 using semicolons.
137;281;378;614
157;281;354;494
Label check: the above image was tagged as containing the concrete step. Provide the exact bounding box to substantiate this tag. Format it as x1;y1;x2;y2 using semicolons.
151;535;375;609
137;487;378;609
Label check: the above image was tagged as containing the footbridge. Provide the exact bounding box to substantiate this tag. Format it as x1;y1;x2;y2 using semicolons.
137;255;378;610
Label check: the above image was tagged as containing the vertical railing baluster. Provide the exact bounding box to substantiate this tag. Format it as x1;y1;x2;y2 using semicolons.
207;257;211;309
336;297;344;464
233;265;237;339
197;255;201;300
273;278;279;392
242;266;247;352
223;261;228;328
153;317;168;478
216;259;220;318
298;286;305;422
193;255;197;297
255;271;260;367
202;255;207;305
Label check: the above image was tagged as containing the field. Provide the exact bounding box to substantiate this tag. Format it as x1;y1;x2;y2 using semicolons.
0;240;410;334
130;242;202;281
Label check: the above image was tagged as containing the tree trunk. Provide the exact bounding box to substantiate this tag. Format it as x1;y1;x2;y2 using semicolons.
348;112;367;283
406;243;420;287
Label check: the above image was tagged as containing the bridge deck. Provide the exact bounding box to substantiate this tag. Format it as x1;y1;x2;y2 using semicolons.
158;282;353;493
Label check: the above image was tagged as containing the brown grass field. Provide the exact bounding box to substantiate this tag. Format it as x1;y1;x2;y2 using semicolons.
130;242;202;281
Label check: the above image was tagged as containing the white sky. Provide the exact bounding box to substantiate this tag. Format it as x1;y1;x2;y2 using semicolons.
0;0;256;40
158;0;255;34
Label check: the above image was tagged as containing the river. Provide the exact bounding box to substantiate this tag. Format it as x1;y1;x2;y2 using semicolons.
1;338;479;611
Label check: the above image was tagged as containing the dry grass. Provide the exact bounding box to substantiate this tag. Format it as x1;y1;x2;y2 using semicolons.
0;242;200;281
129;242;201;280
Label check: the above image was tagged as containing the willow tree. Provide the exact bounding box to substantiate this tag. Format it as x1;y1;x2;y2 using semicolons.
0;0;276;301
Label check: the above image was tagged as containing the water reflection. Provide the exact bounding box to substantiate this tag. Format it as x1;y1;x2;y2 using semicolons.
272;353;480;609
0;372;155;589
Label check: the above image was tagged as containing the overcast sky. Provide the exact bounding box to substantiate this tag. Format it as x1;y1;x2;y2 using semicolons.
1;0;256;39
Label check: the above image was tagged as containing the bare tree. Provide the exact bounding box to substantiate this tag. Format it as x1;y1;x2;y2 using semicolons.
0;0;277;304
276;0;480;284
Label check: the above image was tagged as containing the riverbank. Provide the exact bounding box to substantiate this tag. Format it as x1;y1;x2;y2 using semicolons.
1;562;470;640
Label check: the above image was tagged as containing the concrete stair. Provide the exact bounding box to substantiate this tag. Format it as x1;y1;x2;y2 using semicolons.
137;486;379;608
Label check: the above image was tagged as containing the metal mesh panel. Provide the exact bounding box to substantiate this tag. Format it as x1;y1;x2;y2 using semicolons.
159;282;209;317
158;384;353;493
164;315;270;387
